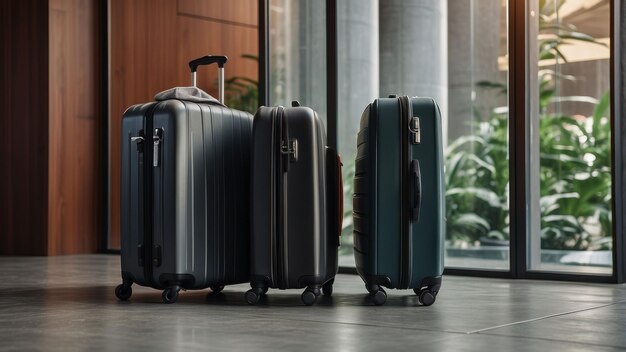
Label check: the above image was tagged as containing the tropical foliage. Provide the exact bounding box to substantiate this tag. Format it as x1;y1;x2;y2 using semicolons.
224;54;259;114
445;0;611;250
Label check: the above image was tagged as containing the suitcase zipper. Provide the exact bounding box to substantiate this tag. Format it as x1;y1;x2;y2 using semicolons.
276;106;289;289
152;127;164;268
153;128;163;167
143;107;157;288
131;132;145;268
399;96;413;289
277;106;288;288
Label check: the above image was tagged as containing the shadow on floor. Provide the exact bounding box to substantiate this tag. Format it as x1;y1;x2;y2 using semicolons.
0;286;430;308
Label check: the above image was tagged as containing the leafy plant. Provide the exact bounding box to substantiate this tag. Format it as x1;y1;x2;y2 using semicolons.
446;0;611;250
445;112;509;247
224;54;259;114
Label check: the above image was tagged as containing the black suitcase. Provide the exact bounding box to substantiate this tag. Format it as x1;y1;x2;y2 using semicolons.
246;102;342;306
115;56;253;303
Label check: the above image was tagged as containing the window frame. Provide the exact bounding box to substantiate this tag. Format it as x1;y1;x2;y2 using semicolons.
258;0;625;283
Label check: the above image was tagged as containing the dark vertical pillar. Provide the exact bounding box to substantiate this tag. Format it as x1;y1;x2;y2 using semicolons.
612;0;625;283
0;0;49;255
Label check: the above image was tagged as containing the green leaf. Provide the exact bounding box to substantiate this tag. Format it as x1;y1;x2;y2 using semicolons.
559;33;608;46
540;192;579;211
447;187;503;208
452;213;491;232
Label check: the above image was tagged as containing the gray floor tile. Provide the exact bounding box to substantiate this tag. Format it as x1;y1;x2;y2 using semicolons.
422;333;626;352
480;301;626;348
0;254;625;351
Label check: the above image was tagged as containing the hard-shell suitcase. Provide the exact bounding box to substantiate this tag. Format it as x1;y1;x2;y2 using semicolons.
115;56;253;303
353;95;444;306
246;102;342;306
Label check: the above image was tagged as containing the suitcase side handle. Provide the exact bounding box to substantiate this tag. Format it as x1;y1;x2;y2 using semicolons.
188;55;228;104
336;153;344;243
410;159;422;221
325;147;344;245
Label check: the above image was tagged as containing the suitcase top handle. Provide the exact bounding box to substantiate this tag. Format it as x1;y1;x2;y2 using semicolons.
188;55;228;72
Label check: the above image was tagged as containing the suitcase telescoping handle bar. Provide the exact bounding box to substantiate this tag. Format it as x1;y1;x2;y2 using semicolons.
188;55;228;104
410;159;422;221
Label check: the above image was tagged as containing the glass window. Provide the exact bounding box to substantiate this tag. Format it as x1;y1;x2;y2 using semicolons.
444;0;510;270
273;0;613;276
337;0;511;270
336;1;380;267
269;0;327;123
527;0;612;274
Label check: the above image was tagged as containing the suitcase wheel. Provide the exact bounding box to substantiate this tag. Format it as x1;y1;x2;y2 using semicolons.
162;286;181;304
322;279;334;296
115;283;132;301
301;286;320;306
245;288;263;305
367;284;387;306
414;288;436;306
371;289;387;305
210;286;224;294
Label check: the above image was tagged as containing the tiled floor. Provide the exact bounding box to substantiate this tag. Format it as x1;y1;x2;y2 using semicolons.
0;255;625;351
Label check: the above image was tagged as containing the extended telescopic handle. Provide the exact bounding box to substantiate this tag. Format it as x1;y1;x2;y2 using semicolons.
188;55;228;104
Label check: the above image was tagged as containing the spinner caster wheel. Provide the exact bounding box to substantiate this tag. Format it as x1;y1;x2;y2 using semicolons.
371;288;387;306
301;289;318;306
245;289;261;305
115;284;132;301
416;289;436;306
162;286;181;304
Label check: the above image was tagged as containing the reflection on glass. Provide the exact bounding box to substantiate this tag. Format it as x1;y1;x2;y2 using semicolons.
528;0;612;274
269;0;327;123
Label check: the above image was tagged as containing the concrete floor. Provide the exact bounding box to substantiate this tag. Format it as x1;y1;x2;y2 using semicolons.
1;255;626;351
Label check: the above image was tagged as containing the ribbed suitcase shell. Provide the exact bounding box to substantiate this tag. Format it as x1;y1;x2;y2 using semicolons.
250;106;338;294
353;96;444;299
120;99;252;292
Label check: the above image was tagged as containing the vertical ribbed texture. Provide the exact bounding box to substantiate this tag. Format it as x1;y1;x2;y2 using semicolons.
200;104;252;286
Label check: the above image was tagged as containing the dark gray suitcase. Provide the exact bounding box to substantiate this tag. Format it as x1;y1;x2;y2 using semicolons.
115;56;253;303
245;102;342;306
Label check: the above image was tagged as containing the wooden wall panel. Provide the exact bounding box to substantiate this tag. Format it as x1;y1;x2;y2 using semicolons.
48;0;102;254
108;0;258;249
0;0;50;255
0;0;101;255
178;0;258;27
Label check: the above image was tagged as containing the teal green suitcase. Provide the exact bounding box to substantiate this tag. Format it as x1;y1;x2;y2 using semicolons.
353;95;444;306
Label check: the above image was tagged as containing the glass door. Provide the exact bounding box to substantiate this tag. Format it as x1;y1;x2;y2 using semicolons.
526;0;613;275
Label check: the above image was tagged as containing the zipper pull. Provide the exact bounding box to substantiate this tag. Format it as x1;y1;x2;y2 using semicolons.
153;128;162;167
280;139;298;163
131;130;145;153
410;117;420;144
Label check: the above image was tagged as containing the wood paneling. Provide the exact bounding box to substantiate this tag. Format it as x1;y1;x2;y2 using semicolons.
48;0;102;254
0;0;102;255
0;0;50;255
108;0;258;249
177;0;258;27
